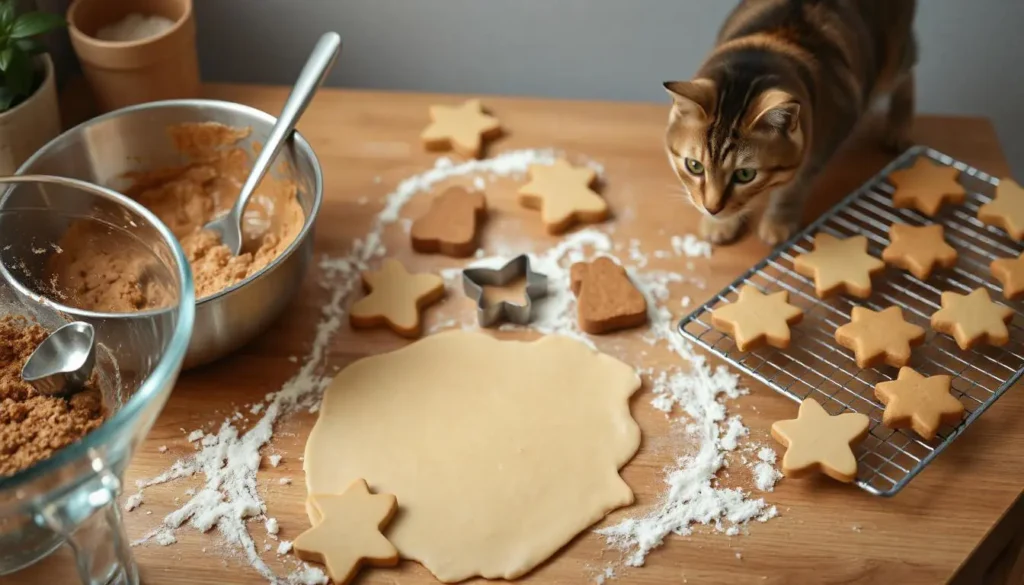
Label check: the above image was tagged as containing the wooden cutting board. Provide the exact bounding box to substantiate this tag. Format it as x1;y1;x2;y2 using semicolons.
10;83;1024;585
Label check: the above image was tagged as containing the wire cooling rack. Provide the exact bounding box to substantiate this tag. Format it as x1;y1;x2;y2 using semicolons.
679;145;1024;496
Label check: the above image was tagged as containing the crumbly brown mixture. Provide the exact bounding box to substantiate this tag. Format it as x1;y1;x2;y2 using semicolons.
48;122;305;311
0;316;105;477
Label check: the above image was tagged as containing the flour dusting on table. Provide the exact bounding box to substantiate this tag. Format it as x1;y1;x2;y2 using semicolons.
125;149;779;583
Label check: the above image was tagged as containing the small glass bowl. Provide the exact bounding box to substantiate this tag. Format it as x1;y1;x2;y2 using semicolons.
0;175;195;585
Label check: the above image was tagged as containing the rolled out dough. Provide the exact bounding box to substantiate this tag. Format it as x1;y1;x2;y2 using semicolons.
303;330;641;582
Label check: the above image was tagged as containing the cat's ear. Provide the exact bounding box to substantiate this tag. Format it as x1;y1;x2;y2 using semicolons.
663;79;716;118
746;89;801;133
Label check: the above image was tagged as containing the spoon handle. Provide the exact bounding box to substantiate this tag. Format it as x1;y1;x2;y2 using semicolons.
231;32;342;218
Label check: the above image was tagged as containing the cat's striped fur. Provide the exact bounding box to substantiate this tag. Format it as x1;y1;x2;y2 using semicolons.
664;0;917;245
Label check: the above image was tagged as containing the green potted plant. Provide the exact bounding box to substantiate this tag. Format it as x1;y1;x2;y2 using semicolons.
0;1;65;175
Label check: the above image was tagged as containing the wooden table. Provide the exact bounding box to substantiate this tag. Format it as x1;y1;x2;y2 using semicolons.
10;84;1024;585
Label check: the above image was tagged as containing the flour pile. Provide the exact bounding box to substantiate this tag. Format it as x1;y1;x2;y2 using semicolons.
125;148;780;583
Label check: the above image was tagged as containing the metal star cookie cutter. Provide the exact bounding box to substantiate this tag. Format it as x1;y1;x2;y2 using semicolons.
462;254;548;327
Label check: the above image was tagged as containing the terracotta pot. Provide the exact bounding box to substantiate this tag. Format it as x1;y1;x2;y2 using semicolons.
0;54;61;175
67;0;200;112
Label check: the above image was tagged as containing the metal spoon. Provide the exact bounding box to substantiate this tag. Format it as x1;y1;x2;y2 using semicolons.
21;321;97;397
203;31;342;255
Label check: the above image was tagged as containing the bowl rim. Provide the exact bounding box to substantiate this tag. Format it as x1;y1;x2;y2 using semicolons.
16;98;324;314
0;175;196;493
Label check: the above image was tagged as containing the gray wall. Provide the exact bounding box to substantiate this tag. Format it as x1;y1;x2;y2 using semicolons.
191;0;1024;176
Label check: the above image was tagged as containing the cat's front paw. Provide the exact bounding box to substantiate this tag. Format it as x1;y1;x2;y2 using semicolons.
758;216;799;246
699;214;746;245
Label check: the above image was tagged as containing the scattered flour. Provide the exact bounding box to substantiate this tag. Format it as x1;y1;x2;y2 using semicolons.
277;540;293;555
671;234;712;259
267;454;282;468
127;150;568;583
251;403;264;415
157;445;168;453
154;530;177;546
751;447;782;492
719;416;748;451
265;517;279;536
598;308;777;569
124;493;144;512
279;477;292;486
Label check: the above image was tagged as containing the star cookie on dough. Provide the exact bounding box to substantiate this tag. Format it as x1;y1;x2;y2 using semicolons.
991;252;1024;300
711;285;803;351
931;288;1013;350
874;367;964;441
792;233;884;298
888;157;966;216
518;159;609;234
294;479;399;585
881;223;957;280
770;398;870;483
978;178;1024;239
350;259;445;338
421;99;502;159
834;306;925;368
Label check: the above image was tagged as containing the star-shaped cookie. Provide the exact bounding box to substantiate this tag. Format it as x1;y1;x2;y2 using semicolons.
991;252;1024;299
888;157;966;216
518;159;609;234
874;367;964;441
931;288;1013;350
770;398;870;483
834;306;925;368
294;479;399;585
420;99;502;158
792;233;884;298
978;178;1024;239
350;259;445;338
711;285;803;351
881;223;957;280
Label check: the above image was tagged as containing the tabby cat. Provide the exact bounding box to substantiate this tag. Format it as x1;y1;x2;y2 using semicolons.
664;0;917;245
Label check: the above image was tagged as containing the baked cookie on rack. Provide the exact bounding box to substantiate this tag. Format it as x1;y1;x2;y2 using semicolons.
792;233;884;298
881;223;957;280
834;306;925;368
888;157;966;216
978;178;1024;239
710;285;803;351
874;367;964;441
770;398;870;483
931;288;1013;350
991;252;1024;300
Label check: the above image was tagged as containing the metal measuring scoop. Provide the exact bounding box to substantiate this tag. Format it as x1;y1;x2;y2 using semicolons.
21;321;97;397
202;31;342;255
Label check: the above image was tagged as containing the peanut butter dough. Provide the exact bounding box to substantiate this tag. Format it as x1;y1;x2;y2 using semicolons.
0;315;105;477
49;123;305;311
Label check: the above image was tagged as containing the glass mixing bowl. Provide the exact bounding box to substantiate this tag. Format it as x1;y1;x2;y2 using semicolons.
0;176;195;585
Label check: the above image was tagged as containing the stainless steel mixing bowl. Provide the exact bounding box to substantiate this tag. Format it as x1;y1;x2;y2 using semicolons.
0;175;195;584
17;99;323;369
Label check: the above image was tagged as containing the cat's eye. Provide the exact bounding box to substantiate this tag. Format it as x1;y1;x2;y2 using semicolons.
684;158;705;175
733;168;757;184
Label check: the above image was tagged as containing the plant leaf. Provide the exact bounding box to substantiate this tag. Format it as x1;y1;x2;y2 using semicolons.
0;47;11;71
11;12;65;39
0;1;15;31
14;38;43;55
5;47;32;97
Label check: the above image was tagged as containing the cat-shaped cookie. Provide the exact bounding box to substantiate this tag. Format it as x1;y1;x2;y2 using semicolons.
411;187;487;258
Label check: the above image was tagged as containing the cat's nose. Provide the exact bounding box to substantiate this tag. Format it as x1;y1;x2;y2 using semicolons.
704;202;724;215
